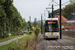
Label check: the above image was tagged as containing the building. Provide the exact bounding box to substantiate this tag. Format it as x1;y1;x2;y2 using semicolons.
67;13;75;23
65;13;75;31
54;15;67;23
54;14;75;31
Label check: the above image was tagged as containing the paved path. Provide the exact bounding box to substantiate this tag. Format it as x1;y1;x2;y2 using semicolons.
0;35;27;46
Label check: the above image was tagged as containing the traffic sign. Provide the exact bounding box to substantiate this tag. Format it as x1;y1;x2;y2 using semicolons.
32;27;36;30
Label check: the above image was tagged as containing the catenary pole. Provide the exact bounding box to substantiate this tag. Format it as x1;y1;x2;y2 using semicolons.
41;15;43;34
52;4;53;18
59;0;62;39
34;18;36;27
29;16;31;30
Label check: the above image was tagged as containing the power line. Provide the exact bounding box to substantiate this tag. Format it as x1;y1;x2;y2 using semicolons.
49;0;71;6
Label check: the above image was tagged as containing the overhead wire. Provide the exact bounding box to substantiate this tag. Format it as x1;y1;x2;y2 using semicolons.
48;0;59;6
49;0;71;6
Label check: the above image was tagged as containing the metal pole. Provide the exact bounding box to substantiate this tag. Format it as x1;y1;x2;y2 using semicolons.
35;18;36;26
34;18;35;27
41;15;43;34
48;11;51;18
29;16;31;30
48;11;50;18
59;0;62;39
34;18;36;27
52;4;53;18
49;13;51;18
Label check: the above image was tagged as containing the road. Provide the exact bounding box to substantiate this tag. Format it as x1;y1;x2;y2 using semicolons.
0;35;27;46
37;34;75;50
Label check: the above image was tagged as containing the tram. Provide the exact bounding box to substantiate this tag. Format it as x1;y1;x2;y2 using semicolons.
43;18;59;39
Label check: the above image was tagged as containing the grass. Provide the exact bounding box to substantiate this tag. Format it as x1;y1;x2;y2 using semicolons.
0;35;24;42
0;34;34;50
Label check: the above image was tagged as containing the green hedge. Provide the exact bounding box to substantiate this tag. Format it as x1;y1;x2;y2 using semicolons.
34;25;41;37
26;31;33;35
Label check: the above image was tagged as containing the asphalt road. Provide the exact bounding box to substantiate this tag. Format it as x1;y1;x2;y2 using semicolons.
37;34;75;50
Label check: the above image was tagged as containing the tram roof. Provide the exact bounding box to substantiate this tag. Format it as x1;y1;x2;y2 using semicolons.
45;18;58;21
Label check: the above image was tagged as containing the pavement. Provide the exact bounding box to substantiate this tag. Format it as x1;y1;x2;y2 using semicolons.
0;35;27;46
37;34;75;50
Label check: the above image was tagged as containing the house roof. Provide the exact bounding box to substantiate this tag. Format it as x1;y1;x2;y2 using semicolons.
54;15;67;23
68;13;75;20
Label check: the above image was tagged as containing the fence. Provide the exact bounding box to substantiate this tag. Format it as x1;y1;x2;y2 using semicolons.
62;31;75;38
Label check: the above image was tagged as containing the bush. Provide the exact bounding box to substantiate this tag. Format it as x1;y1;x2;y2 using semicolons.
11;31;16;36
26;31;33;35
34;25;41;37
20;32;23;35
26;31;29;34
6;33;9;37
16;32;20;35
0;28;3;38
1;35;6;38
1;33;9;38
29;31;33;34
11;31;21;36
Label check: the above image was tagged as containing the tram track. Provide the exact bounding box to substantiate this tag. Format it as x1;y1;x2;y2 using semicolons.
49;41;60;50
56;40;72;50
48;40;72;50
45;40;47;46
37;35;75;50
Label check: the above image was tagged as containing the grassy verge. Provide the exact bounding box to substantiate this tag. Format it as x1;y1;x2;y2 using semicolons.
0;34;34;50
0;35;24;42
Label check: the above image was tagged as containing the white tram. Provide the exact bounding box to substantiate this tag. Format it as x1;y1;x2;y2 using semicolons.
43;18;59;39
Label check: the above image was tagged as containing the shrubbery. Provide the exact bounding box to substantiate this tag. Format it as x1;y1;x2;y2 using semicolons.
29;31;33;34
34;25;41;37
0;28;3;38
1;32;9;38
11;31;21;36
26;31;33;35
11;32;16;36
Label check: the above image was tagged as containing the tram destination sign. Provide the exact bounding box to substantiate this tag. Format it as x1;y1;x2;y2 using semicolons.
47;22;56;24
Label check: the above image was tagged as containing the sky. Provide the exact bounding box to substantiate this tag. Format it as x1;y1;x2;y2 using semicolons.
13;0;70;22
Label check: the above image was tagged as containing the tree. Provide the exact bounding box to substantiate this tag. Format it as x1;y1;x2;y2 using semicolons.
70;0;75;4
62;4;75;19
50;9;63;18
0;4;8;37
26;21;32;31
0;0;27;38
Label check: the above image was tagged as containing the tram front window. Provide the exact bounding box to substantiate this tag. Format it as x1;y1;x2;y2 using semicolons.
45;21;59;32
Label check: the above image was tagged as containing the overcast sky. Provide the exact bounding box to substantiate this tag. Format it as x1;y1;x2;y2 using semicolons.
13;0;70;22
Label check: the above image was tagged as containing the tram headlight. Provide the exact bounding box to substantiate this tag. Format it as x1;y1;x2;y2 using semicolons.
45;33;49;35
55;33;59;36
